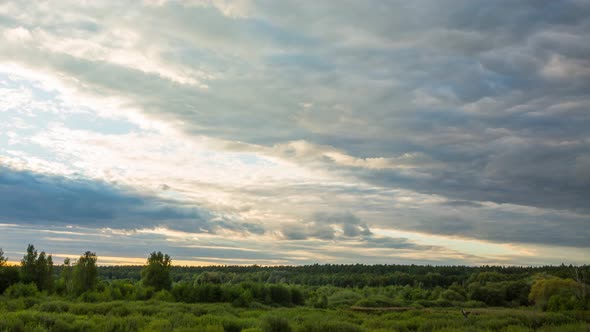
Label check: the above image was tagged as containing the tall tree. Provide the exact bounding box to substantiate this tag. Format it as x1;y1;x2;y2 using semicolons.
37;252;54;292
20;244;54;291
0;248;20;293
141;251;172;291
0;248;7;266
20;244;38;284
60;257;74;295
73;251;98;294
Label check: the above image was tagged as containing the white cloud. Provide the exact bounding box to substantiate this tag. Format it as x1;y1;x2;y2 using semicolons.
3;26;32;42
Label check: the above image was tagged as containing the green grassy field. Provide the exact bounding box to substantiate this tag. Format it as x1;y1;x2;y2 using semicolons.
1;297;588;332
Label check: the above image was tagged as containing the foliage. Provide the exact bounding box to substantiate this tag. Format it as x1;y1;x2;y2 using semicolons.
20;244;54;292
440;289;466;302
261;315;292;332
0;265;20;294
300;320;363;332
529;277;585;311
0;301;586;332
141;251;172;291
4;282;39;298
0;248;6;267
72;251;97;295
328;289;362;308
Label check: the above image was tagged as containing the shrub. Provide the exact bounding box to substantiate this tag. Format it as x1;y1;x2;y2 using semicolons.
300;320;363;332
261;316;292;332
4;282;39;298
200;326;224;332
91;314;146;331
290;288;305;305
440;289;466;302
269;285;292;306
327;290;362;308
0;266;20;294
222;319;244;332
233;289;254;307
463;300;486;308
144;319;173;332
529;277;583;311
79;291;100;302
153;290;175;302
39;301;70;313
0;314;24;332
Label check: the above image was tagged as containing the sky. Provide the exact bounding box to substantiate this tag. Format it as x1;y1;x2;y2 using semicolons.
0;0;589;266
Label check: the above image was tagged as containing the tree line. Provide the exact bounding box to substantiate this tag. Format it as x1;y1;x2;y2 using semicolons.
0;245;171;296
1;245;588;312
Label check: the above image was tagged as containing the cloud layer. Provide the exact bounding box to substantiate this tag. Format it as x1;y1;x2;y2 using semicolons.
0;0;589;265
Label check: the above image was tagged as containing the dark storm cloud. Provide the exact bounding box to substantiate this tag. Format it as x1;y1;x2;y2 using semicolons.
0;166;258;234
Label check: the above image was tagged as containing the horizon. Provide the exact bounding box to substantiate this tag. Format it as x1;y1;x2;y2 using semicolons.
4;257;588;268
1;1;589;267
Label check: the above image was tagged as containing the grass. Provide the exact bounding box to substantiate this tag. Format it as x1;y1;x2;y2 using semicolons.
0;296;588;332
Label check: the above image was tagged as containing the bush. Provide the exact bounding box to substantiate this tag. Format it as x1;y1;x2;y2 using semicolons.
91;314;146;331
0;314;24;332
222;319;244;332
300;321;363;332
79;291;101;302
199;326;224;332
546;294;583;311
463;300;486;308
440;289;466;302
529;277;583;311
4;282;39;298
153;289;175;302
269;285;292;306
0;266;20;294
39;301;70;313
355;295;395;307
290;288;305;305
144;319;173;332
261;316;292;332
327;290;362;308
233;289;254;307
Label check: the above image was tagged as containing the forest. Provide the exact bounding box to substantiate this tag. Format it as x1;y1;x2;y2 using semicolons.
0;245;589;332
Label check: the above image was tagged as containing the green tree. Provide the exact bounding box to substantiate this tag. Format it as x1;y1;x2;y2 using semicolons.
73;251;98;294
0;248;6;266
36;252;54;292
141;251;172;291
56;257;74;295
20;244;38;284
0;248;20;293
20;244;53;292
529;277;584;310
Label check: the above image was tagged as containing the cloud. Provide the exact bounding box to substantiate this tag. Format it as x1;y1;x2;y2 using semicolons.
0;0;589;264
280;212;373;240
314;212;372;237
0;165;229;233
2;0;586;214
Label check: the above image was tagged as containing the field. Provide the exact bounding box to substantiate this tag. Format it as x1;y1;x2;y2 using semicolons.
0;297;589;332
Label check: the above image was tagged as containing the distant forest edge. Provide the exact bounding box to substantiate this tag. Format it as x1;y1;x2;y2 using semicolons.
0;245;589;311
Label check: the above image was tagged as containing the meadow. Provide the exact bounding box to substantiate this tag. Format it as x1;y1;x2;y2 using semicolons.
0;297;588;332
